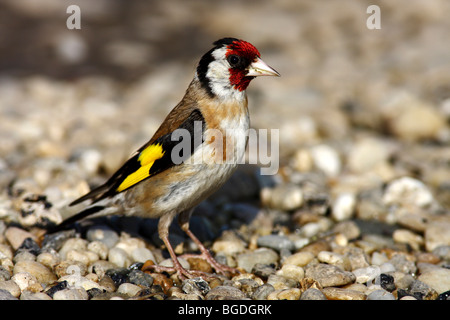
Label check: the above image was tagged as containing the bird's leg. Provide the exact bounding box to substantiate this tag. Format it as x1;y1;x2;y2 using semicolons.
142;212;196;280
178;209;240;277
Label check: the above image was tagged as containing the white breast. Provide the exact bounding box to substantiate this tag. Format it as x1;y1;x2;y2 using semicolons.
152;112;250;213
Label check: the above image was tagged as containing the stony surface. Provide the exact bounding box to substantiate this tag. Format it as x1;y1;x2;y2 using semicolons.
0;0;449;301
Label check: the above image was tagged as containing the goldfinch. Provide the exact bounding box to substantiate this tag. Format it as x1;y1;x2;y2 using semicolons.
55;37;280;279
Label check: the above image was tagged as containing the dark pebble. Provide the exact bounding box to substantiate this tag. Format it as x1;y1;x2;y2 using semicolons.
128;262;144;271
252;283;275;300
0;289;18;300
437;290;450;300
106;268;129;287
17;237;41;256
398;280;439;300
87;287;107;299
41;230;76;252
380;273;396;292
44;281;68;298
300;288;327;300
182;277;210;295
0;267;11;281
128;269;154;287
237;278;260;297
251;263;277;280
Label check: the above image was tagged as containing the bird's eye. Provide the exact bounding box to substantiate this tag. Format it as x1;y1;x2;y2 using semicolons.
227;55;240;67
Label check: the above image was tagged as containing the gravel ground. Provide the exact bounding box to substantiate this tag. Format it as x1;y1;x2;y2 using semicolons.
0;0;449;301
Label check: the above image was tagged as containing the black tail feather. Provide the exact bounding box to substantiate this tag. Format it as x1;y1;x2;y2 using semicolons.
47;205;105;233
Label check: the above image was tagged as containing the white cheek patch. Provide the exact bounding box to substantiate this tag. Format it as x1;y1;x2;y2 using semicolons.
206;47;246;101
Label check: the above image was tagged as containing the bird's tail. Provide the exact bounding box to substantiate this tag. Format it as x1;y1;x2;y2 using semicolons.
46;205;106;234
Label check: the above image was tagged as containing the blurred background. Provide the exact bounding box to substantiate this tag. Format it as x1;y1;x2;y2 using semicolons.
0;0;449;216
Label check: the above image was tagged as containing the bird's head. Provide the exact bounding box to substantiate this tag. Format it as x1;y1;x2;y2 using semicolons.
197;38;280;99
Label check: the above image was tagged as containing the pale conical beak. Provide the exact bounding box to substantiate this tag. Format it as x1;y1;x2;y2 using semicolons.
246;57;280;77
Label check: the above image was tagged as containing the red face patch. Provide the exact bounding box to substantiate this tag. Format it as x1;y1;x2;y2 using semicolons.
226;40;261;91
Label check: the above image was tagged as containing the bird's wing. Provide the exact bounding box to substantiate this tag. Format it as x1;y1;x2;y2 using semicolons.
69;108;205;206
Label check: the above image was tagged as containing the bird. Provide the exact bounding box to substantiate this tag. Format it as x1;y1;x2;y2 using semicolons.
53;37;280;279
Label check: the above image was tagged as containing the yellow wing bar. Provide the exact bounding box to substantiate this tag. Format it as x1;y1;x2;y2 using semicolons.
116;143;165;192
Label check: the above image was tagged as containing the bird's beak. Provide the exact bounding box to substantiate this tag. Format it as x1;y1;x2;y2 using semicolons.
246;57;280;77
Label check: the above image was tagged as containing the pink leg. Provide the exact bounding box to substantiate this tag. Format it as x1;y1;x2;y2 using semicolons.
178;209;240;277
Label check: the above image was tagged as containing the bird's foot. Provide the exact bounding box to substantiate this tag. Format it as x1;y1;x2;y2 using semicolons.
180;252;240;278
141;259;217;281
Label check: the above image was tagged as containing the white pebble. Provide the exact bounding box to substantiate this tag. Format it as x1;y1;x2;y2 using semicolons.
108;247;131;268
159;257;190;270
117;283;141;297
332;193;356;221
53;288;88;300
36;252;60;270
276;264;304;282
0;280;21;298
317;251;349;270
310;144;341;177
65;249;91;266
131;247;155;263
59;238;88;260
87;240;109;260
352;266;381;284
382;177;434;208
371;252;388;265
78;149;102;175
11;272;43;292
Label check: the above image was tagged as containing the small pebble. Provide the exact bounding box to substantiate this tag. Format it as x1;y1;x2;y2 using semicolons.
117;283;142;297
108;247;131;268
317;251;350;270
0;280;21;298
310;144;341;177
353;266;382;284
257;235;295;252
5;227;38;251
205;285;246;300
382;177;434;208
59;238;88;260
53;288;88;300
236;248;279;273
20;291;52;300
305;263;355;287
13;260;57;285
212;239;246;255
367;289;396;300
282;251;315;267
388;254;417;275
86;226;119;248
417;266;450;294
11;272;43;292
251;263;277;280
300;288;327;300
268;288;301;300
331;193;356;221
321;287;366;300
252;283;275;300
127;269;153;287
393;229;424;251
425;221;450;252
131;247;155;263
266;274;298;290
182;277;210;296
276;264;304;282
260;184;303;211
0;289;18;300
87;241;109;260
